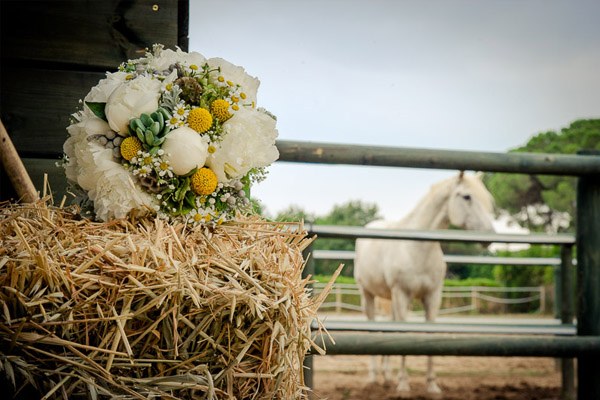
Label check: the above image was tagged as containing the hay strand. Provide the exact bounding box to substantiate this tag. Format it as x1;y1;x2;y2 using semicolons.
0;200;335;399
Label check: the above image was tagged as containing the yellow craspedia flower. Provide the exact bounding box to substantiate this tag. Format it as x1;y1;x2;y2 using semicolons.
120;136;142;161
210;99;232;121
187;107;213;133
190;167;218;195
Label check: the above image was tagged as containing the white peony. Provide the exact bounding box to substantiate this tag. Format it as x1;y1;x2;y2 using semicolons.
206;57;260;105
206;108;279;182
63;118;100;188
161;126;210;175
149;47;206;71
88;152;158;221
84;71;129;103
63;114;157;221
104;75;161;135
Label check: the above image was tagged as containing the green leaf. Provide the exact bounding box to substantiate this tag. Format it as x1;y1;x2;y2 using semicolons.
182;167;198;178
133;119;145;132
140;113;153;127
158;107;171;120
145;130;154;145
153;110;164;126
150;121;160;135
175;178;190;202
85;102;107;121
184;192;196;208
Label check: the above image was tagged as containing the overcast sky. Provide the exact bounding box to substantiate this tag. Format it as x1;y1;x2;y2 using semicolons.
189;0;600;221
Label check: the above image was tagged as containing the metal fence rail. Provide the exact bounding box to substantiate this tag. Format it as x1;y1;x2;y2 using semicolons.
276;139;600;175
312;320;577;336
312;332;600;358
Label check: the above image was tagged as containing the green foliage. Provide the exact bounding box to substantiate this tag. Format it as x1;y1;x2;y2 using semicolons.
313;274;356;284
484;119;600;233
492;245;559;288
275;201;380;277
448;263;495;280
313;200;380;277
443;241;494;280
444;278;500;287
85;101;107;121
315;200;380;226
274;205;316;223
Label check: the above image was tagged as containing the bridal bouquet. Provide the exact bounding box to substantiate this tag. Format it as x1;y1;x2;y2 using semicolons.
63;44;279;224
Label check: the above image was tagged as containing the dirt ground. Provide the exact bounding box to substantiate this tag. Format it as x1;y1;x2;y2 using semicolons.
311;355;566;400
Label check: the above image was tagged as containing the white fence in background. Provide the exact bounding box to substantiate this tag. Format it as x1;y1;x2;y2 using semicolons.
313;283;545;315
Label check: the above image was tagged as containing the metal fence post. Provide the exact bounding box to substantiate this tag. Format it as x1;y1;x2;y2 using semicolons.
302;240;315;397
554;265;562;319
560;244;575;400
576;151;600;399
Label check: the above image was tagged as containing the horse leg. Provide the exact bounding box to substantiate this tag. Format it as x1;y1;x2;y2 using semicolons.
361;289;380;383
423;289;443;394
391;287;411;392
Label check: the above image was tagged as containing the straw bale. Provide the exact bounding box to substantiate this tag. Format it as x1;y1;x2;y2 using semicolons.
0;200;337;399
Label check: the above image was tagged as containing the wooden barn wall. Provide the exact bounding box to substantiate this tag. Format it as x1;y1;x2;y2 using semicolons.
0;0;189;202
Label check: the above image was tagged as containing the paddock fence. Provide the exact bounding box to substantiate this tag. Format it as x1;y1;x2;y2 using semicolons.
312;250;560;315
274;140;600;400
314;282;547;315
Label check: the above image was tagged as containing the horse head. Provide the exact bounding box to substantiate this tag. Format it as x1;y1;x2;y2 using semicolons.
447;171;495;232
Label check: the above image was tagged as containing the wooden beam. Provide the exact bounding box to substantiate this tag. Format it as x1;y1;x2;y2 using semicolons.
0;119;38;202
1;0;179;69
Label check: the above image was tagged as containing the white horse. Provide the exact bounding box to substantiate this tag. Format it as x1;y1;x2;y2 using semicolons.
354;171;495;394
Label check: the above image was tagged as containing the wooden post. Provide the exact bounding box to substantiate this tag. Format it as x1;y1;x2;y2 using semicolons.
539;286;545;314
576;152;600;399
0;119;38;202
335;285;342;313
471;288;479;313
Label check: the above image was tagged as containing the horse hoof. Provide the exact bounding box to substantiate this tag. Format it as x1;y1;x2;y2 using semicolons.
395;381;411;392
426;381;442;395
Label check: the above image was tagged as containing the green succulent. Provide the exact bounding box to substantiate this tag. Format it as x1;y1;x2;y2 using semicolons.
129;108;171;153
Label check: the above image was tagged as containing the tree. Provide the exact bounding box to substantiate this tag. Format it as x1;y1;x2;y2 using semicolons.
313;200;381;277
273;205;316;223
275;200;380;277
315;200;380;226
484;119;600;233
